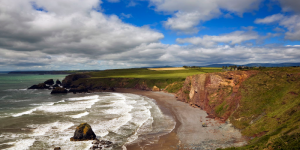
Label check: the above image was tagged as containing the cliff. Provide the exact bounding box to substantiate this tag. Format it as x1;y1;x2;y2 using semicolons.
175;68;300;150
176;71;258;122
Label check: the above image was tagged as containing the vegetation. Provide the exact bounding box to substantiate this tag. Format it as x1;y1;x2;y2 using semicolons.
220;67;300;150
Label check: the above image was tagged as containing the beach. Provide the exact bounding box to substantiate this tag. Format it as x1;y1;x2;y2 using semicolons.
117;89;247;150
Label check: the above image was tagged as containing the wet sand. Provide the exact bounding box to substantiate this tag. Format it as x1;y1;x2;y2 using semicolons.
116;89;247;150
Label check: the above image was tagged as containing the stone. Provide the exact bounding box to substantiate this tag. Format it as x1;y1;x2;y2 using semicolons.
152;86;160;91
70;123;96;141
28;83;49;89
51;87;68;94
56;79;62;85
54;147;61;150
44;79;54;85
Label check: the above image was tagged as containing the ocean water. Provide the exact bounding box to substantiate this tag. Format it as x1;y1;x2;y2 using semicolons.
0;74;176;150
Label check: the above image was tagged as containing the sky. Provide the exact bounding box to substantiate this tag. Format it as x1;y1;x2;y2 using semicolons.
0;0;300;71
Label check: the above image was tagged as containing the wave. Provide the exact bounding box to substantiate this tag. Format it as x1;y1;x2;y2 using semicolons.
68;111;89;118
4;89;27;91
5;139;35;150
12;107;40;117
67;95;99;101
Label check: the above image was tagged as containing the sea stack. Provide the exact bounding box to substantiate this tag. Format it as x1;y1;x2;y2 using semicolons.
44;79;54;85
70;123;96;141
51;87;68;94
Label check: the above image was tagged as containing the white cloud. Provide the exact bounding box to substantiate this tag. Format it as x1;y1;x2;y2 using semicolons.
255;14;300;40
176;31;259;47
255;14;284;24
120;13;132;18
150;0;262;33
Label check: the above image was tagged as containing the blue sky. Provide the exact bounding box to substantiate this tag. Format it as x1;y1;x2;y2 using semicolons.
0;0;300;70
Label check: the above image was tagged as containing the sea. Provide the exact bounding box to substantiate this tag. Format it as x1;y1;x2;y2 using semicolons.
0;73;176;150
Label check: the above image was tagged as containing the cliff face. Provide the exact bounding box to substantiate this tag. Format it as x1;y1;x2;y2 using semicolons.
176;71;258;122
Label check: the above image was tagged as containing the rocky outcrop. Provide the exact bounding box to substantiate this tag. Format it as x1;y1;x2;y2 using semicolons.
152;86;160;91
28;83;49;89
44;79;54;85
70;123;96;141
69;85;88;94
56;79;61;85
90;139;113;150
62;74;90;88
51;87;68;94
176;71;258;122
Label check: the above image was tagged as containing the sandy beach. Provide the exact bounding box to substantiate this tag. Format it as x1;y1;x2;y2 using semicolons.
116;89;247;150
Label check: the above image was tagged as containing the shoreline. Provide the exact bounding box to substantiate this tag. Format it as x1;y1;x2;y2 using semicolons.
115;88;247;150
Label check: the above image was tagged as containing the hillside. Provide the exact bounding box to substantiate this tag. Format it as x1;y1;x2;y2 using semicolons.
61;67;300;149
175;67;300;150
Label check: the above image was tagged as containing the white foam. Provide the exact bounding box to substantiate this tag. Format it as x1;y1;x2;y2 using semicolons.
5;139;35;150
69;111;89;118
12;107;40;117
67;95;99;101
38;98;100;113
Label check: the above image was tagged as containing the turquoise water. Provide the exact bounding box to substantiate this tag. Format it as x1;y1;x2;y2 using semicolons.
0;74;175;150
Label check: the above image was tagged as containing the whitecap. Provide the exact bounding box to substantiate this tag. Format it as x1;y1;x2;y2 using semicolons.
12;107;40;117
67;95;99;101
5;139;35;150
68;111;89;118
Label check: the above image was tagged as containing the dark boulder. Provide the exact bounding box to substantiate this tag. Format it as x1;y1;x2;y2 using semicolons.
51;87;68;94
28;83;49;89
62;74;90;88
44;79;54;85
53;84;59;88
70;123;96;141
54;147;61;150
69;85;88;94
56;79;61;85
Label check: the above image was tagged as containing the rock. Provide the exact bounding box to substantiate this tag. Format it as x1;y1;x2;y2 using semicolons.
44;79;54;85
62;74;90;88
152;86;160;91
52;84;59;88
56;79;61;85
92;139;100;144
51;87;68;94
70;123;96;141
54;147;61;150
28;83;49;89
69;85;88;94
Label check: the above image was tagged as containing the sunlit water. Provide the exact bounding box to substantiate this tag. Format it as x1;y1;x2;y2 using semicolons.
0;74;175;150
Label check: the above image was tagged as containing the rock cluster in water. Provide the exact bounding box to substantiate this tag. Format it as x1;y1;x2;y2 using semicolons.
90;139;113;150
70;123;96;141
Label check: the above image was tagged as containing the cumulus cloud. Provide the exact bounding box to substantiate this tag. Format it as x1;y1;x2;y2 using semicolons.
277;0;300;13
0;0;163;54
176;31;259;47
255;14;300;40
150;0;262;33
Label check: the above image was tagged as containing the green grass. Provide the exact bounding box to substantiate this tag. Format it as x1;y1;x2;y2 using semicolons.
87;68;222;79
221;67;300;150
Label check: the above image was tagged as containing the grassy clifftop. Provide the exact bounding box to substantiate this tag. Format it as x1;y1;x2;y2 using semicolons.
68;67;222;91
225;67;300;150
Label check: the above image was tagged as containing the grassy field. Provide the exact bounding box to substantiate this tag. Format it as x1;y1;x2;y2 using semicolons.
87;67;223;79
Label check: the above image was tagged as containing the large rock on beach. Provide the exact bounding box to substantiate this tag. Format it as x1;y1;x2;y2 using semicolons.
152;86;160;91
56;79;61;85
28;83;49;89
44;79;54;85
51;87;68;94
70;123;96;141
